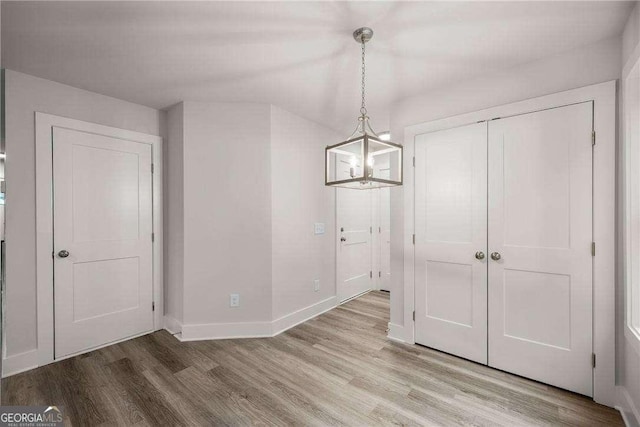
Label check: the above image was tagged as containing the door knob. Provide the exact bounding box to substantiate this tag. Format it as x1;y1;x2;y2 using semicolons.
58;250;70;258
475;251;485;260
340;237;347;242
490;252;501;261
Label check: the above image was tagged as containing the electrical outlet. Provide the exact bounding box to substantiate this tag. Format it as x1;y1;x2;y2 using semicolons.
230;293;240;307
313;279;320;292
314;223;325;235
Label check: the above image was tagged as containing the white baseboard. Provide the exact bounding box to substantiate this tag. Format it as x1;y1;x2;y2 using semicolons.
272;296;337;336
180;320;273;341
163;315;183;335
180;297;338;341
617;386;640;427
387;322;408;343
2;350;38;378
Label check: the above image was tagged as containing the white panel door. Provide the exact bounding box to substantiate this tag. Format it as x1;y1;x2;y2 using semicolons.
488;102;593;396
53;127;154;358
414;123;488;364
337;188;372;303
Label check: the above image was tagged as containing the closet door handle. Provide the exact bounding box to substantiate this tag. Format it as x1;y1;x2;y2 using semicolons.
490;252;501;261
475;251;485;260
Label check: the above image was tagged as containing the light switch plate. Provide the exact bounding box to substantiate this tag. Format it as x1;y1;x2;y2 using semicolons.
314;223;325;235
314;279;320;292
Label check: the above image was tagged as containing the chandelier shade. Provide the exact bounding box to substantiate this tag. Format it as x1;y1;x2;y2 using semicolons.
325;132;403;189
325;27;403;189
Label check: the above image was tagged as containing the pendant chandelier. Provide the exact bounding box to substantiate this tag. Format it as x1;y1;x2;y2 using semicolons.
325;27;403;189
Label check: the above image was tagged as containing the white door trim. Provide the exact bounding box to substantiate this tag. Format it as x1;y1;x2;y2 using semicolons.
401;80;616;406
35;112;163;367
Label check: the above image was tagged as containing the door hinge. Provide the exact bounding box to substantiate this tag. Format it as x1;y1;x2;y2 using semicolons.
152;301;155;311
378;271;381;278
370;226;373;234
592;131;596;146
379;226;381;233
152;232;155;242
151;163;155;174
591;242;596;256
412;157;415;167
52;251;55;259
370;271;373;279
592;353;596;368
412;234;415;245
413;311;415;321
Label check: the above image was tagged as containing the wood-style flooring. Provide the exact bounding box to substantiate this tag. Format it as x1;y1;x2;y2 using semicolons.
2;291;623;426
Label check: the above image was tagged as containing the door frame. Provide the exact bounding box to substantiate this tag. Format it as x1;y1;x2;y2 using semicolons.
372;188;390;291
400;80;616;406
35;112;163;367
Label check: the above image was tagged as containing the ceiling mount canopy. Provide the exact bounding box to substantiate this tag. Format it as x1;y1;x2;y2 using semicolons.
325;27;403;189
352;27;373;44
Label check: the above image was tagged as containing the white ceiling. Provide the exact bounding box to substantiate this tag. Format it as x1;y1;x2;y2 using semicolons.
1;1;633;133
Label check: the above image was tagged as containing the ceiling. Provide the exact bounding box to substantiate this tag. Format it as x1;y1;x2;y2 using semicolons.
1;1;633;133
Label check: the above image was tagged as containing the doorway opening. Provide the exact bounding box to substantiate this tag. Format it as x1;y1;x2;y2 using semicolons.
335;172;391;317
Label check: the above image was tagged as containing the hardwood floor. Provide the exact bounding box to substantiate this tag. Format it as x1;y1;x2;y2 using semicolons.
3;291;623;426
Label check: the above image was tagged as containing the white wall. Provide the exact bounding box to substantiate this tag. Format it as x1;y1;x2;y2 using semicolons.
620;3;640;424
270;106;337;321
625;4;640;67
389;36;622;332
164;102;340;338
165;102;184;325
391;36;621;133
4;69;163;357
181;102;272;326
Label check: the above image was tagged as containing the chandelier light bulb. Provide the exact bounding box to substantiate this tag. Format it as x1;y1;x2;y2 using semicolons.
349;156;358;178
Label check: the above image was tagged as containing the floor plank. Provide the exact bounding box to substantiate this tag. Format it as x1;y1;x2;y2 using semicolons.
2;291;623;426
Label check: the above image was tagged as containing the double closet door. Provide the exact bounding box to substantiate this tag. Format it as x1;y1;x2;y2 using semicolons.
414;102;594;397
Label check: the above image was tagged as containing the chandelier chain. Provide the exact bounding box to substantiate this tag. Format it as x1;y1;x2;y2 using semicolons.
360;40;367;117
